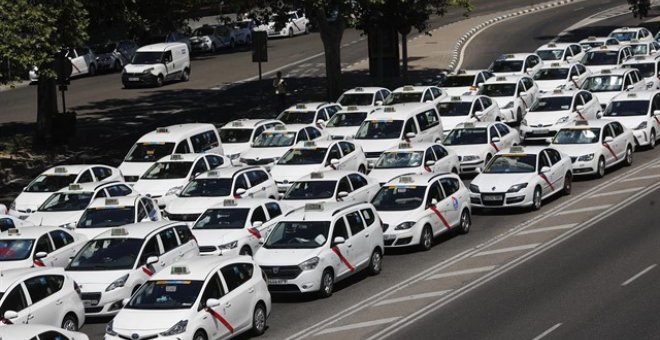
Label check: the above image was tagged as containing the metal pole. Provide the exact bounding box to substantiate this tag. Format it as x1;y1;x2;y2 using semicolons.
61;88;66;114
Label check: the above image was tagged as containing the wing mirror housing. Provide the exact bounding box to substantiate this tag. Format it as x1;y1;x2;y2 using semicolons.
3;311;18;320
491;137;501;143
35;251;47;259
234;188;247;197
337;191;349;200
332;236;346;245
425;160;436;167
405;132;417;139
540;166;551;174
206;298;221;308
604;136;614;143
146;256;159;266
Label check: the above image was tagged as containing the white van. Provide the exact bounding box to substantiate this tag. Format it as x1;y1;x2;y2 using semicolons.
122;42;190;87
119;124;224;183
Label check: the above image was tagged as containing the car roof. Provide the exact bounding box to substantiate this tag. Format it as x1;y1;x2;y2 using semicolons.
500;145;546;155
484;74;526;84
369;102;437;119
155;153;206;163
343;87;388;94
55;181;120;194
590;68;630;76
201;198;278;210
610;26;645;33
283;201;372;221
262;124;305;133
540;62;573;69
94;221;181;239
392;85;438;92
611;90;657;101
585;45;625;53
537;42;576;49
449;69;482;76
563;119;612;128
41;164;98;176
0;267;65;292
440;94;480;103
284;102;331;112
454;121;496;129
0;225;64;239
538;89;581;98
580;36;615;42
87;195;141;209
221;119;282;129
623;54;660;64
136;43;187;52
291;139;341;148
136;124;217;143
195;166;258;179
384;141;437;152
295;170;359;181
153;256;251;281
384;173;454;186
497;52;537;60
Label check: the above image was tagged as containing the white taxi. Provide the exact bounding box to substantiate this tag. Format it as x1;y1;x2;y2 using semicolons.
270;140;368;193
239;124;326;169
0;227;86;270
443;122;521;174
436;94;503;133
602;90;660;148
281;171;380;210
609;26;655;44
261;10;309;37
255;202;384;297
382;85;447;105
219;119;284;163
622;55;660;90
469;146;573;210
9;164;122;220
65;222;199;316
580;45;634;73
581;68;645;110
437;69;493;96
74;196;162;239
338;87;391;107
0;215;33;231
0;324;89;340
192;199;286;257
0;267;85;331
535;42;585;63
521;89;601;141
325;106;376;140
372;173;471;250
532;62;592;92
628;39;660;56
550;120;634;177
106;257;271;339
277;102;342;128
369;142;459;185
489;53;543;76
479;75;540;123
579;36;620;51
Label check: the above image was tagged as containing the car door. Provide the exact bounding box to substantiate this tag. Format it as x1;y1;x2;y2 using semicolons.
544;149;565;194
263;202;283;237
489;125;503;152
23;274;63;326
67;49;84;76
537;151;554;196
0;283;29;325
326;144;344;169
76;169;94;183
651;93;660;131
440;177;463;226
601;124;617;165
336;176;354;202
425;181;448;235
359;207;381;251
245;170;269;198
248;206;268;247
423;148;437;173
580;91;598;118
232;173;249;199
34;233;55;266
137;235;164;274
339;142;359;170
432;145;453;172
329;217;353;278
173;225;197;259
197;273;231;339
48;230;79;267
220;263;256;329
158;227;183;265
344;210;369;267
162;50;175;79
403;118;420;142
348;174;375;202
609;122;627;159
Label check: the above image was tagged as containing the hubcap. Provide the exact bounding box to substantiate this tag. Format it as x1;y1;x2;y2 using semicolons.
534;190;541;208
599;160;605;176
461;212;470;231
323;273;333;294
195;334;206;340
255;307;266;331
627;149;632;162
423;229;432;248
63;319;75;331
372;252;382;272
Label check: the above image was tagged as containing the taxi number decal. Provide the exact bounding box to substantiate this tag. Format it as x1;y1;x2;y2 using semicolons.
206;307;234;333
331;246;355;272
429;206;451;230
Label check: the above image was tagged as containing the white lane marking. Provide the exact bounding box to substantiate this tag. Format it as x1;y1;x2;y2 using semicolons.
650;163;660;168
473;243;540;257
622;264;657;286
532;323;563;340
315;317;401;336
555;204;611;216
425;266;497;280
517;224;577;235
374;290;452;306
622;174;660;182
573;6;584;11
589;187;643;198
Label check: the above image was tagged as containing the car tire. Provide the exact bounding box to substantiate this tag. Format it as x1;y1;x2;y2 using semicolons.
230;39;236;49
247;34;252;44
251;302;267;336
193;330;208;340
181;68;190;82
240;246;252;256
418;225;433;251
155;75;164;87
61;313;78;331
358;165;366;174
596;156;605;178
624;145;633;166
532;186;542;211
288;28;294;37
367;249;382;276
88;64;96;76
649;130;656;149
458;209;471;234
211;43;217;54
318;269;334;298
562;172;572;195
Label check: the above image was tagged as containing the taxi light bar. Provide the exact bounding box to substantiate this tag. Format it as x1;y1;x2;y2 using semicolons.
207;170;218;177
274;125;286;130
505;54;515;58
156;127;169;133
105;198;119;205
111;228;129;236
231;121;243;127
552;89;563;94
450;96;462;101
550;62;561;67
635;55;646;60
223;199;237;206
171;266;190;275
575;120;589;126
398;142;412;149
347;106;358;111
354;87;364;92
587;36;596;40
170;154;183;160
383;107;396;112
310;172;324;179
68;184;83;191
295;104;307;109
399;176;414;183
53;167;67;174
599;45;609;50
509;146;525;153
463;122;475;128
402;85;415;91
601;69;612;74
303;141;316;147
304;203;324;211
7;229;20;235
630;39;639;43
495;76;507;81
627;92;637;98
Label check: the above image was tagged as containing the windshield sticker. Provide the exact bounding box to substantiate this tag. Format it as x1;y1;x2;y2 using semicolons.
165;285;177;292
314;234;326;245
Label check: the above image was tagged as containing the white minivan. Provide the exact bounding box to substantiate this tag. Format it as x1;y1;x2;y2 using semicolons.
122;43;190;88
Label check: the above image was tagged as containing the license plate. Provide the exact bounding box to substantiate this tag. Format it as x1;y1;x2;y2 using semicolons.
128;77;139;81
483;194;503;201
268;279;286;285
83;300;98;307
533;129;549;134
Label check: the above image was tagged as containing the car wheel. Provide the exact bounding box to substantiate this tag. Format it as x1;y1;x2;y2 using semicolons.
114;60;122;72
318;269;334;298
193;330;208;340
562;172;572;195
211;43;217;54
418;225;433;251
596;156;605;178
88;64;96;76
61;313;78;331
288;28;294;37
358;165;366;174
532;186;542;211
251;303;267;336
181;68;190;82
624;145;633;166
155;75;164;87
649;130;656;149
367;249;382;275
304;25;309;34
458;209;471;234
239;246;252;256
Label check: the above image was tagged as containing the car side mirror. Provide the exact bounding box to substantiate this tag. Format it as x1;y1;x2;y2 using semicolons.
626;85;634;91
253;221;263;228
141;217;151;223
491;137;501;143
540;166;551;174
316;119;326;125
473;110;483;117
235;188;247;197
332;236;346;245
604;136;614;143
330;158;340;166
425;160;436;167
35;251;47;259
526;68;533;74
146;255;159;265
206;298;221;308
375;100;383;106
405;132;417;139
431;198;438;205
575;105;584;111
566;56;573;61
571;75;579;81
277;192;285;199
3;311;18;320
545;138;553;144
477;82;484;88
425;100;433;103
337;191;349;200
653;110;660;115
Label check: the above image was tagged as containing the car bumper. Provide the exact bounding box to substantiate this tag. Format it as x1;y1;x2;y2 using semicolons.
266;269;321;293
459;159;485;174
470;191;532;208
122;73;158;86
520;126;557;141
383;228;420;247
570;158;598;175
633;129;652;146
80;285;131;316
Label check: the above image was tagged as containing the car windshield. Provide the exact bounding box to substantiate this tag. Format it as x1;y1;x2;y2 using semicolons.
355;120;403;139
141;162;192;180
581;75;623;92
68;238;143;270
179;178;232;197
339;94;373;106
533;68;569;80
278;148;327;165
220;128;253;143
192;208;249;229
127;280;203;310
375;151;424;168
278;111;316;124
383;92;423;104
610;32;636;42
553;128;601;144
252;132;297;147
581;51;619;66
480;83;516;97
25;174;78;193
529;96;573;112
440;75;474;87
437;102;472;116
443;128;487;145
326;112;368;127
132;52;163;64
604;100;649;117
536;49;564;61
484;154;537;173
92;42;117;54
491;60;523;73
371;186;426;211
77;207;135;228
39;192;93;212
0;239;34;261
630;44;648;55
264;221;330;249
581;42;604;49
284;181;336;199
124;142;175;162
623;63;655;77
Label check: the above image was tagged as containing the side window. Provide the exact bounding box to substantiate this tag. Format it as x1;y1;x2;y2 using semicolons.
611;122;624;136
576;64;587;74
175;141;191;154
623;74;633;88
137;202;148;222
46;275;65;294
580;91;593;104
49;230;74;249
432;145;448;159
190;131;220;153
652;94;660;112
163;50;173;63
175;225;193;244
424;148;436;163
480;96;493;108
545;149;562;165
404;119;418;135
77;170;93;183
327;145;342;162
142;198;157;221
24;276;52;304
602;125;615;141
472;99;484;113
489;126;500;139
106;184;133;197
296;129;309;143
538;152;551;169
569;65;580;78
253;126;265;140
426;182;445;206
265;202;282;218
95;189;107;199
234;174;248;192
440;178;460;196
424;109;440;128
375;91;384;102
570;45;581;56
159;228;179;252
423;90;434;102
206;155;225;169
430;87;442;98
246;170;267;186
416;112;430;131
339;142;355;155
346;211;365;235
337;177;352;194
326;106;340;117
35;234;54;254
523;77;535;90
332;218;349;240
319;109;330;122
307;127;322;140
0;285;28;315
200;273;225;308
251;206;267;224
360;208;376;226
92;167;113;181
192;159;209;177
348;174;368;190
221;263;253;293
495;123;510;136
517;81;526;95
138;236;161;266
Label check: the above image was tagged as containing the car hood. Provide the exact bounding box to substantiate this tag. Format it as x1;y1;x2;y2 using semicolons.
471;173;537;193
270;164;326;182
241;147;290;160
584;65;616;73
12;192;53;212
325;126;360;139
222;143;250;157
444;144;489;157
25;210;82;226
113;309;193;333
492;96;516;108
118;162;153;179
551;143;599;156
193;229;249;247
254;247;322;266
0;259;32;271
592;91;620;106
369;167;423;184
67;269;131;285
525;110;571;125
354;139;399;154
442;116;471;131
604;115;647;129
378;209;420;226
133;179;187;197
123;63;162;73
165;196;228;215
535;79;566;92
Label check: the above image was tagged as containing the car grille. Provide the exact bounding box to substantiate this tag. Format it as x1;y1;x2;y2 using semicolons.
365;152;383;159
481;193;505;206
198;245;217;253
81;292;101;305
166;213;200;222
384;239;395;246
243;158;273;165
85;307;103;313
260;266;302;280
124;175;140;182
268;284;301;293
118;334;158;340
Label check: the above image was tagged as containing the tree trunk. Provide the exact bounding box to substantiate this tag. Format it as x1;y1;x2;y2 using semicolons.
35;76;57;147
316;15;346;101
401;33;408;82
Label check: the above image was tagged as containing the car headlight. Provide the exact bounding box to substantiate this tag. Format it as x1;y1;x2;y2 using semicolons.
105;274;129;292
166;186;183;196
577;153;594;161
521;119;527;126
10;200;16;210
507;183;528;193
635;121;648;130
218;241;238;250
462;155;480;162
556;116;569;124
106;320;117;336
142;67;154;74
239;158;248;164
229;153;241;160
469;184;480;193
394;221;416;230
503;101;514;109
160;320;188;336
299;257;320;271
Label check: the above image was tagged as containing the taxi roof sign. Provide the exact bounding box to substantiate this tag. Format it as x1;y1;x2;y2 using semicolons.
601;69;611;74
450;96;462;101
274;125;286;131
550;62;561;67
587;36;596;40
457;69;467;74
354;87;364;92
7;228;20;235
310;172;324;179
223;199;237;206
552;88;563;94
347;106;358;111
463;122;475;128
398;142;412;149
111;228;129;236
156;127;169;133
575;120;589;126
68;183;83;191
295;104;307;109
105;198;119;205
170;154;183;160
495;76;507;81
54;167;68;174
383;107;396;112
634;55;646;60
402;85;415;91
505;54;515;58
171;266;190;275
231;121;244;127
627;92;637;98
303;141;316;147
509;145;525;153
207;170;218;177
399;176;414;183
304;203;324;211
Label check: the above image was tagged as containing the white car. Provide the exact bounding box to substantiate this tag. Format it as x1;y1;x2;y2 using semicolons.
8;164;123;219
255;201;384;297
383;85;447;105
0;267;85;330
438;69;494;96
489;53;543;76
535;42;585;63
74;195;162;239
190;24;238;53
29;47;97;82
436;94;504;133
281;171;380;210
609;26;655;44
234;19;256;44
521;89;601;141
0;215;34;231
0;324;89;340
106;256;271;340
369;142;460;185
479;75;540;123
579;36;620;51
239;124;326;169
602;90;660;148
260;10;309;37
0;227;86;270
338;87;391;107
192;198;286;257
443;121;521;174
122;43;191;88
622;55;660;90
65;222;199;316
325;106;376;140
469;145;573;210
628;39;660;56
163;167;279;223
132;153;229;207
551;120;635;177
532;62;592;92
353;104;444;167
270;140;368;193
277;102;342;128
372;173;471;250
580;45;634;73
219;119;284;163
580;68;645;110
25;182;135;228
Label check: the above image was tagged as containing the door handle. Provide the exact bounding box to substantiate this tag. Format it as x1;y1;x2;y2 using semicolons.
248;287;255;294
55;299;63;305
160;262;166;266
27;314;34;320
365;233;370;238
225;302;231;308
347;244;352;248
